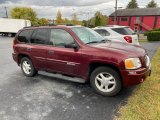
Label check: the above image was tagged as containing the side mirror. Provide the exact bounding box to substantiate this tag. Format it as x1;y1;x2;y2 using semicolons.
65;43;79;50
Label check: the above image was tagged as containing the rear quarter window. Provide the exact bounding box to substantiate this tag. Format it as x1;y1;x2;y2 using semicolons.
17;29;33;43
94;29;110;36
111;27;134;35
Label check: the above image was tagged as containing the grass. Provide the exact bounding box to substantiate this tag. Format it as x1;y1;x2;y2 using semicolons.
115;48;160;120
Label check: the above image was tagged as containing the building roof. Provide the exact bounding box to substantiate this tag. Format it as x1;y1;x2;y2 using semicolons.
110;8;160;17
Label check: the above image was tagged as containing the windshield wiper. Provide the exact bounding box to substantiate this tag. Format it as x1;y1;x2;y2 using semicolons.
86;41;99;44
99;39;111;43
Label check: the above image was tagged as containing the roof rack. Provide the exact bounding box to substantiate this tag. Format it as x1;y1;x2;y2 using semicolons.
23;26;32;28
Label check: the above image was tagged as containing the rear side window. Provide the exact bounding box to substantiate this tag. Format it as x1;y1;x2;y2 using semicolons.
94;29;110;36
17;29;33;43
111;27;134;35
31;29;49;44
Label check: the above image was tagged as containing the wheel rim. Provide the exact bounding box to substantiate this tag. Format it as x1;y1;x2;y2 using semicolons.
22;61;31;75
95;72;116;93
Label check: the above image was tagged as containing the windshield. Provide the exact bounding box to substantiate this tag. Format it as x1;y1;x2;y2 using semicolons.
112;27;135;35
71;27;104;44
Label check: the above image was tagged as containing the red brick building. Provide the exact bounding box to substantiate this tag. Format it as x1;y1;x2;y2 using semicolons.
109;8;160;33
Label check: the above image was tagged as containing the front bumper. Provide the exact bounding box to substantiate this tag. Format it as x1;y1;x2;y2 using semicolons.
121;66;151;87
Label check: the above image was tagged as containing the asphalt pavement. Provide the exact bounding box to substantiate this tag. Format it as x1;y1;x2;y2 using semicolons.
0;36;159;120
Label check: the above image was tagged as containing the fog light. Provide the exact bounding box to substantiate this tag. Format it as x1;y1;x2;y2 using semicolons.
129;71;137;75
141;78;144;83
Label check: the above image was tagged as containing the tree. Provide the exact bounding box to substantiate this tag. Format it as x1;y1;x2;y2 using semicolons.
88;11;109;27
126;0;139;9
10;7;37;25
95;12;101;26
38;18;49;26
71;13;82;25
55;10;63;24
146;0;157;8
63;18;70;24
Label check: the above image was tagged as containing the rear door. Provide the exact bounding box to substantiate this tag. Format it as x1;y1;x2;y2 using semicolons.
46;28;82;77
28;28;50;70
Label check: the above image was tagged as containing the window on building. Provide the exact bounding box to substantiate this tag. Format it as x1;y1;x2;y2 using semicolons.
111;17;118;21
121;17;128;21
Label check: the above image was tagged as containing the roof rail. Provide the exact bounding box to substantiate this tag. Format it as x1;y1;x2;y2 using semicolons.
23;26;32;28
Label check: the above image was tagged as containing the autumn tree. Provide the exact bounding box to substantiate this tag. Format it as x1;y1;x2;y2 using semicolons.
95;12;101;26
88;11;109;27
146;0;157;8
38;18;49;26
10;7;37;25
55;10;63;24
126;0;139;9
71;13;82;25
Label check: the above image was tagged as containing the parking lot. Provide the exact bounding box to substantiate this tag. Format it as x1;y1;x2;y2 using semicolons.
0;36;160;120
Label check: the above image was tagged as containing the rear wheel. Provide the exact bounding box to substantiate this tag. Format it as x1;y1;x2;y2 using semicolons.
20;57;37;77
90;67;122;96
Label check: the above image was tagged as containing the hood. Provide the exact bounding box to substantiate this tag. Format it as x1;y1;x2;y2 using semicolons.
90;41;146;57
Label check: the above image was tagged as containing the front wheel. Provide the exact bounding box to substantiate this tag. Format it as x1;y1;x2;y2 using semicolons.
20;57;37;77
90;67;122;97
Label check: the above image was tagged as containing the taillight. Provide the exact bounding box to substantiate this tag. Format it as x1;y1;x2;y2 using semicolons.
124;36;132;43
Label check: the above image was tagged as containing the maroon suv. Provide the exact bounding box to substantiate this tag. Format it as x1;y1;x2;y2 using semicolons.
12;26;151;96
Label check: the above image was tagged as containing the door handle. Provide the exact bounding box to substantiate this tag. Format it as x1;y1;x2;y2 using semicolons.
27;48;32;51
48;50;54;54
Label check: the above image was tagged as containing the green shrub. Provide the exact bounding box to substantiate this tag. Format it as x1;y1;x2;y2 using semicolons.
144;28;160;36
147;31;160;41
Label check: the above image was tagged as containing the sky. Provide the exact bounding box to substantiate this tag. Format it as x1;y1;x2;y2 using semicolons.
0;0;160;20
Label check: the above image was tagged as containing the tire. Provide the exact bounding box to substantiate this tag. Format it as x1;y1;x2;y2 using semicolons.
20;57;37;77
90;67;122;97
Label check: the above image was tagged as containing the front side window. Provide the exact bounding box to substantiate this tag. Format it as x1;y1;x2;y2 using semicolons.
72;27;104;44
31;29;49;44
17;29;33;43
49;29;74;47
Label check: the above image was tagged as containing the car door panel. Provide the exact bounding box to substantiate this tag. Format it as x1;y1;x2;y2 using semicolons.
46;47;82;76
46;28;82;77
28;29;49;70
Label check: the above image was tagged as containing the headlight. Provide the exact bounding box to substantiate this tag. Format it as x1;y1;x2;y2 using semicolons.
125;58;142;70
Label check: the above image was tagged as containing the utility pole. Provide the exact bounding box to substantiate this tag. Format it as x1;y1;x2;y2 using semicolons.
114;0;117;25
5;7;8;18
87;12;90;27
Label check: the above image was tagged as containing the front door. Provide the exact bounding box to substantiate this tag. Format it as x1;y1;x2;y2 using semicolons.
46;28;82;77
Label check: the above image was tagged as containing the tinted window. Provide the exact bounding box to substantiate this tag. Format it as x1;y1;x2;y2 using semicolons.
95;29;110;36
18;29;33;43
112;27;135;35
49;29;74;47
121;17;128;21
31;29;49;44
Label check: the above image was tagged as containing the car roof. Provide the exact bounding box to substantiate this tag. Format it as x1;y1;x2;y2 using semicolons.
23;25;83;30
94;25;129;29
